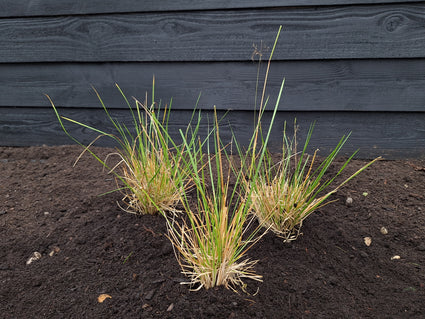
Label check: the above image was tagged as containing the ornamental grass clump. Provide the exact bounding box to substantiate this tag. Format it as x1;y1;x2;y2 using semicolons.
165;109;266;291
165;27;285;292
249;123;380;242
112;113;183;215
232;25;380;242
48;81;200;215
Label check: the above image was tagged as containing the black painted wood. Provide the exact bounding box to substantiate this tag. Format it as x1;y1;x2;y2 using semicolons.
2;60;425;112
1;1;423;17
1;107;424;159
2;4;425;62
1;1;425;158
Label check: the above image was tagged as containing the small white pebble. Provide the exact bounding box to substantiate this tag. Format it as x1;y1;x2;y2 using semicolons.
26;252;42;265
346;197;353;207
48;246;60;257
364;237;372;246
380;226;388;235
391;255;401;260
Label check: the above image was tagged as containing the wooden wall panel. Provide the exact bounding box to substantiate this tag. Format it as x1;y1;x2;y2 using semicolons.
1;1;422;17
1;4;425;62
1;60;425;112
1;1;424;157
1;107;424;159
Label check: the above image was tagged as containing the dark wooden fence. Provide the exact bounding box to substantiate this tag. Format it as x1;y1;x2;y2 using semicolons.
1;1;425;158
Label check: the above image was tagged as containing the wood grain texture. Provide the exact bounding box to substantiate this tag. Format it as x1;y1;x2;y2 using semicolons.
1;1;422;17
2;60;425;112
2;4;425;62
1;107;424;159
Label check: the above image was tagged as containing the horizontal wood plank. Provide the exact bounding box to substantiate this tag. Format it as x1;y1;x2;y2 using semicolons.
2;60;425;112
1;107;424;159
1;4;425;62
0;1;422;17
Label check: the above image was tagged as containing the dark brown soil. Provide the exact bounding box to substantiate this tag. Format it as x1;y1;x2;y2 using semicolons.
1;145;425;318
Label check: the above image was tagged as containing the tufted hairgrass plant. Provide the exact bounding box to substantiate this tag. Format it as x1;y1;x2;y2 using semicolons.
164;26;285;292
249;123;381;242
165;108;267;291
47;81;201;215
231;24;380;242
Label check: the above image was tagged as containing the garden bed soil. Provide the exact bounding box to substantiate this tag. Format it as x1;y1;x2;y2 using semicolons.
1;145;425;318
